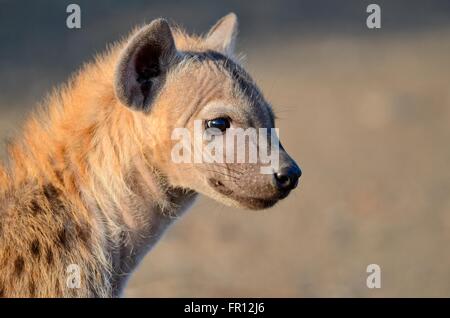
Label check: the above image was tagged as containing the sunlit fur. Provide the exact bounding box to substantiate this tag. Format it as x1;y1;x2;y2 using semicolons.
0;14;296;297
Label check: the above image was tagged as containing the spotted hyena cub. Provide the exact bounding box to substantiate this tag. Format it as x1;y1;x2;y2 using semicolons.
0;13;301;297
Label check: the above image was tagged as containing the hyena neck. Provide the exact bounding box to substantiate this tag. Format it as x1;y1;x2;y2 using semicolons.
8;49;197;295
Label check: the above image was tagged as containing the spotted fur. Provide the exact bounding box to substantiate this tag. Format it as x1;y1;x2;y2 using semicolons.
0;13;299;297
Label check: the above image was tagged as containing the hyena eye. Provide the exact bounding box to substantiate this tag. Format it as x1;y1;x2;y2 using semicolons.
205;117;231;132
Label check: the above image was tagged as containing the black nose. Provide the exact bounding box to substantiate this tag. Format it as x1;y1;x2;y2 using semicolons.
274;165;302;191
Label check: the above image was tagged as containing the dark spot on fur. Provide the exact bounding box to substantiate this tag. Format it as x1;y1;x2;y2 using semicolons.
14;256;25;276
46;248;54;266
76;223;91;247
55;281;61;295
43;184;66;215
1;248;9;267
43;184;60;200
29;279;36;297
57;227;70;249
30;240;40;258
0;283;4;298
55;170;64;185
30;200;43;215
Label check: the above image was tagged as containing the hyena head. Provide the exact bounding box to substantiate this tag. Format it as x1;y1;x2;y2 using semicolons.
114;14;301;210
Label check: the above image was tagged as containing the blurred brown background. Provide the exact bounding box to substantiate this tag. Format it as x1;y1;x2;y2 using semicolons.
1;0;450;297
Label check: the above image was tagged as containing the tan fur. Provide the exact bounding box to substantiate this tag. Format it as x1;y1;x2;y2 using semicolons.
0;14;299;297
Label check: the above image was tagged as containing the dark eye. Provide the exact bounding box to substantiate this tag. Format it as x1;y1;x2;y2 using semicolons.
205;117;231;132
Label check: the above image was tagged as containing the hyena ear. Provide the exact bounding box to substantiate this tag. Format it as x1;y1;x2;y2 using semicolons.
115;19;178;112
204;13;238;55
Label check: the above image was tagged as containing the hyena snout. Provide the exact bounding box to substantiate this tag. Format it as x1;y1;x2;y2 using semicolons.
273;153;301;197
274;163;301;192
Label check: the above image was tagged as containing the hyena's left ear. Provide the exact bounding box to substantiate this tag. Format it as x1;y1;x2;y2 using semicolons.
204;13;238;55
115;19;178;112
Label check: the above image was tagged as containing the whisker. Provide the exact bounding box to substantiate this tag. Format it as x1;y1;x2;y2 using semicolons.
198;168;241;181
211;163;244;175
